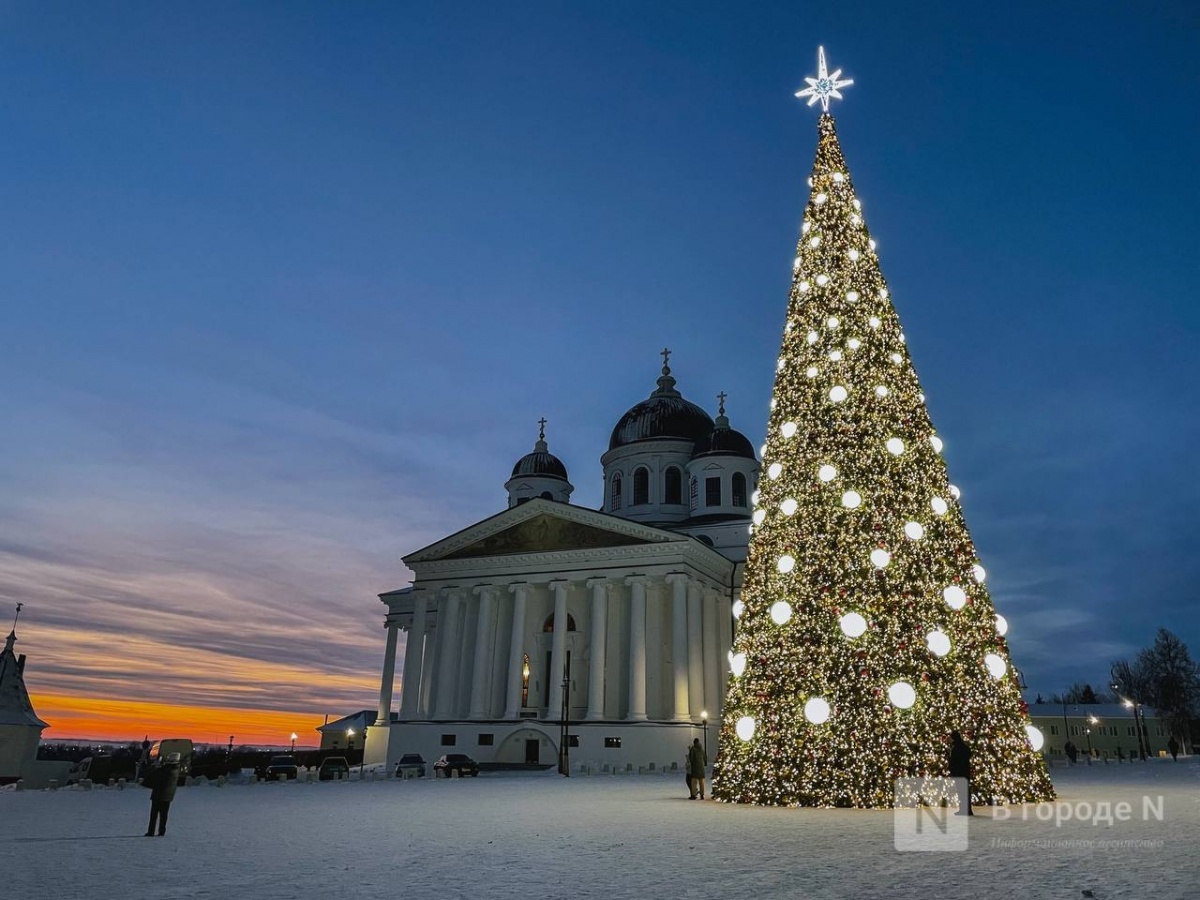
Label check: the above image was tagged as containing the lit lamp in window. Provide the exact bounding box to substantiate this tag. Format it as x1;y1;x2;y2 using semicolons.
521;655;531;708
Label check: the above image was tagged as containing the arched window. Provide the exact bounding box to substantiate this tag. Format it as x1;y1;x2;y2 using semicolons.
539;491;554;500
610;473;623;510
520;653;531;707
732;472;747;507
543;613;577;632
664;466;682;504
633;467;650;505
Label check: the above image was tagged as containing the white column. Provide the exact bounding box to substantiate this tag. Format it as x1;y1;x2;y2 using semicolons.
434;589;463;719
418;624;437;717
504;583;528;719
702;587;721;719
666;573;690;721
468;586;497;719
585;577;608;721
400;592;428;720
375;619;400;726
625;575;648;721
547;580;570;719
687;580;705;719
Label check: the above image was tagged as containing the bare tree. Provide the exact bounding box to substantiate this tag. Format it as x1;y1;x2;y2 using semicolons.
1136;629;1200;751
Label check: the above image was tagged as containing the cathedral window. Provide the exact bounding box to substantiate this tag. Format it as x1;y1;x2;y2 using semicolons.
664;466;682;504
543;613;578;632
705;476;722;507
689;476;698;511
732;472;747;507
610;473;623;510
478;734;494;746
633;467;650;505
521;654;531;708
440;734;457;746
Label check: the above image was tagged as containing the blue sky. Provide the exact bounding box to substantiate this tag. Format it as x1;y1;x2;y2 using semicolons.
0;1;1197;725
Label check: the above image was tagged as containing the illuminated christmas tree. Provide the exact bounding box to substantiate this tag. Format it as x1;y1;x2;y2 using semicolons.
712;49;1055;808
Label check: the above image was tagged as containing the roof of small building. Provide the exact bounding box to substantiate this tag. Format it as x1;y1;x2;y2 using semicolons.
0;630;49;729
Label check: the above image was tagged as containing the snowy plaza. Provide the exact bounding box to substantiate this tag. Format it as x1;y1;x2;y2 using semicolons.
4;760;1198;900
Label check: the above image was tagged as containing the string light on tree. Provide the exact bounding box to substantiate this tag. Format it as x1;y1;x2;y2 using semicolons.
712;46;1054;808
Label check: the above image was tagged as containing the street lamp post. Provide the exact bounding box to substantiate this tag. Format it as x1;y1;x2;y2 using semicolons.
700;710;709;763
1085;715;1097;762
558;656;571;777
290;732;297;754
1111;668;1149;761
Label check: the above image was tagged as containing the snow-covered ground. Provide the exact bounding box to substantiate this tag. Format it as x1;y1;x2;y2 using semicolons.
3;760;1198;899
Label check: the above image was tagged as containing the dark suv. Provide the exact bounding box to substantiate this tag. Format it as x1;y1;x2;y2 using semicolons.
318;756;350;781
434;753;479;778
394;754;427;778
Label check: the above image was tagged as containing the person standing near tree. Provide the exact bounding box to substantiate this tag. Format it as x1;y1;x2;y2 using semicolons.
144;752;182;836
687;738;707;800
1064;740;1078;764
1168;736;1180;761
948;732;973;816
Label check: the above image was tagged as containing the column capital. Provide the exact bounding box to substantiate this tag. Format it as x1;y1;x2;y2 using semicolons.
508;582;528;596
664;572;689;586
585;576;610;591
624;574;647;587
548;578;571;591
441;586;464;601
472;584;497;599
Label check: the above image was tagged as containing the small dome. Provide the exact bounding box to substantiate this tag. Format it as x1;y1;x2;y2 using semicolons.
511;419;569;481
609;355;714;451
691;395;757;460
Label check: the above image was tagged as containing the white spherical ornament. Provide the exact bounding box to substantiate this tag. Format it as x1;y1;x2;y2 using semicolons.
804;697;831;724
875;385;889;398
832;172;845;183
931;497;948;516
926;630;951;657
735;716;756;741
847;338;861;350
918;392;925;402
870;548;891;568
869;239;877;251
943;585;967;610
930;435;944;453
839;612;867;638
815;192;828;205
770;601;793;624
777;555;796;574
818;464;838;482
949;484;961;500
799;280;811;293
760;444;767;457
869;316;882;329
886;437;905;456
984;653;1007;679
806;366;819;378
846;290;859;302
780;498;798;516
848;249;860;261
852;198;861;210
751;490;761;505
816;274;830;286
793;257;802;270
828;350;843;362
829;386;848;403
898;332;906;344
809;236;821;248
807;330;819;344
777;357;785;372
850;214;862;226
888;681;916;709
1026;725;1045;752
752;509;766;526
827;316;839;329
768;463;783;480
802;220;811;234
995;614;1009;637
841;490;862;509
731;600;744;620
770;396;778;408
890;352;903;364
879;287;889;299
972;564;986;583
781;421;798;438
728;650;747;675
904;521;925;540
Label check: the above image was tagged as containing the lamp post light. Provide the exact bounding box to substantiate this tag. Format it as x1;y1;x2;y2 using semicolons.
1085;715;1097;762
700;710;709;763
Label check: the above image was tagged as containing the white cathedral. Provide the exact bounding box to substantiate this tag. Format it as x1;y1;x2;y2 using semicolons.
364;355;759;771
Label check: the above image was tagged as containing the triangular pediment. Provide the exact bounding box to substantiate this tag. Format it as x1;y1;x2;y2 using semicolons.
405;498;680;564
441;513;654;559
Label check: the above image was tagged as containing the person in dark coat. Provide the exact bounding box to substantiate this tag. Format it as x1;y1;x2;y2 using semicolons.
1168;736;1180;761
1064;740;1078;764
687;738;708;800
948;731;973;816
145;752;182;836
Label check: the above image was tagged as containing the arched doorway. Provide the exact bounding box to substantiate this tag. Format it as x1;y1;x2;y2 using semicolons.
496;727;558;766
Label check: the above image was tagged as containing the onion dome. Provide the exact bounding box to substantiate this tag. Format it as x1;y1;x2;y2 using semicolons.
692;392;756;460
511;418;569;481
609;351;715;451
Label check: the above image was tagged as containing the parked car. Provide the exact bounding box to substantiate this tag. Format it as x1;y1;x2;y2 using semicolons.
65;755;138;786
394;754;427;778
318;756;350;781
433;753;479;778
147;739;194;784
260;755;298;780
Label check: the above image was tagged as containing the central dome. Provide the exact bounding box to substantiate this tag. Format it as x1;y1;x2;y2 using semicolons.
609;362;714;451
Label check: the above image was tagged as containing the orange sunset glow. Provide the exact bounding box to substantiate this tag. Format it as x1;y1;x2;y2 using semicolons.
32;693;333;746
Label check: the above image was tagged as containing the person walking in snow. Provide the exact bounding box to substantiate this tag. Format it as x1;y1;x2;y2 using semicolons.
948;731;973;816
1064;740;1078;764
145;752;182;836
1168;736;1180;761
687;738;707;800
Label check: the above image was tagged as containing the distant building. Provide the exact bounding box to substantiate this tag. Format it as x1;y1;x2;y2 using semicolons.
1028;702;1170;760
0;623;49;784
318;710;395;752
364;359;758;772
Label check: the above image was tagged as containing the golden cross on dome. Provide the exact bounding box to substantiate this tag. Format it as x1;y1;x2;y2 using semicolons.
660;347;672;372
537;417;547;441
717;391;728;415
